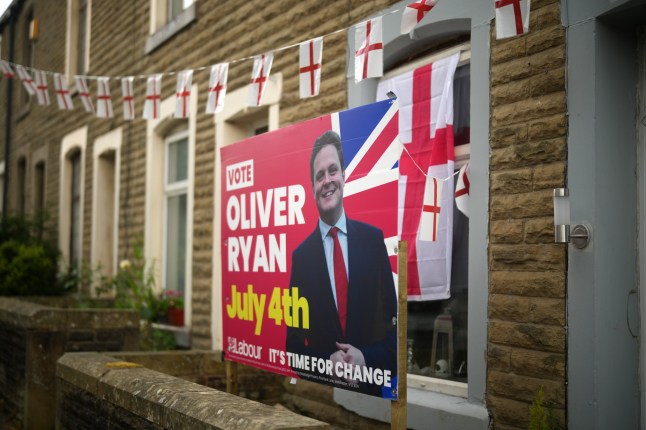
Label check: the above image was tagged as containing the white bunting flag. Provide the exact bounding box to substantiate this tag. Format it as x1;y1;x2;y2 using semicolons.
143;75;162;120
121;77;135;121
53;73;74;110
455;163;470;218
248;52;273;107
419;175;443;242
299;37;323;98
75;76;94;113
16;65;36;96
0;60;15;78
206;63;228;114
174;69;193;118
34;70;50;105
354;17;383;83
495;0;530;39
96;77;113;118
401;0;437;34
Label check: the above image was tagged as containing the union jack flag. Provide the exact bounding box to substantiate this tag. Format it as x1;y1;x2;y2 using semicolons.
334;98;400;275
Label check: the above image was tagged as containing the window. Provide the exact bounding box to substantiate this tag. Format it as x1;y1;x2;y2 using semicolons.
66;0;91;79
69;151;82;269
60;127;87;271
92;128;122;280
145;87;196;339
164;131;188;296
16;157;27;216
21;9;33;107
34;161;45;213
146;0;196;53
341;4;489;427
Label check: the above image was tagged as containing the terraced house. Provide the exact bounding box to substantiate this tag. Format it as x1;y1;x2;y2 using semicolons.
1;0;645;428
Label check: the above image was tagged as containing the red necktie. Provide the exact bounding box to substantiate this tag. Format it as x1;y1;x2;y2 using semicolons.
329;227;348;335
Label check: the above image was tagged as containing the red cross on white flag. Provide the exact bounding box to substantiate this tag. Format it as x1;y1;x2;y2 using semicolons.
143;75;162;120
16;65;36;96
419;175;443;241
96;77;113;118
299;37;323;98
174;70;193;119
75;76;95;114
455;162;470;217
495;0;530;39
401;0;438;34
54;73;74;111
377;52;459;301
0;60;15;78
206;63;228;114
34;70;50;106
248;53;273;107
121;77;135;121
355;17;383;83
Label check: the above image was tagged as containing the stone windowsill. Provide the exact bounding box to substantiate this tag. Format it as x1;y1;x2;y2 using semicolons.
145;3;197;55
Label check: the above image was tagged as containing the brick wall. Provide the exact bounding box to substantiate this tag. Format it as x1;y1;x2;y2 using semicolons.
0;297;140;430
487;1;567;429
57;351;328;430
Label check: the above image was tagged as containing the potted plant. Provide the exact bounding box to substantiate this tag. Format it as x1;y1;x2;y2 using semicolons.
162;290;184;326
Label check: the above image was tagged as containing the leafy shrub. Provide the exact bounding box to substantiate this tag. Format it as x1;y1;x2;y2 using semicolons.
0;213;63;296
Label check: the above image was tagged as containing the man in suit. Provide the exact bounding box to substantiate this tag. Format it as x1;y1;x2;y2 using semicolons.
286;130;397;396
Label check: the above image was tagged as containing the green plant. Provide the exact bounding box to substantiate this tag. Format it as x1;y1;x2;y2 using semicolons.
0;213;63;296
529;386;561;430
100;243;176;350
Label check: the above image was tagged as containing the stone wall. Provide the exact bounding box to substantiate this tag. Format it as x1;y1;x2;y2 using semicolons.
57;352;328;430
487;0;567;429
0;297;139;430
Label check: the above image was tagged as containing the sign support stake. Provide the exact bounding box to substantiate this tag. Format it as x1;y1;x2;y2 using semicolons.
226;358;238;395
391;240;407;430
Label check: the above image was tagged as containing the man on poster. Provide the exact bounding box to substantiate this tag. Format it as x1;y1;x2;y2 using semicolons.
286;130;397;396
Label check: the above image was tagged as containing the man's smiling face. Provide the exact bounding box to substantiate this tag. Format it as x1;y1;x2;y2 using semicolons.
312;144;345;225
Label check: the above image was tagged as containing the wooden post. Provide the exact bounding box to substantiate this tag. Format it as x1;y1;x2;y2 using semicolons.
391;240;407;430
226;359;238;396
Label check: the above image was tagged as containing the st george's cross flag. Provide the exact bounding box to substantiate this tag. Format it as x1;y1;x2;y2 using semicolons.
54;73;74;110
16;65;37;96
0;60;16;78
75;76;95;114
377;52;459;301
143;75;162;120
175;70;193;118
400;0;437;34
495;0;530;39
248;53;273;107
419;175;442;241
96;77;114;118
299;37;323;98
121;77;135;121
355;17;383;83
455;162;470;217
206;63;228;114
34;70;50;106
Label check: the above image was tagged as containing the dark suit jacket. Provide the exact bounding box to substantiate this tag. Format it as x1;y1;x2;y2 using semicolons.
286;217;397;392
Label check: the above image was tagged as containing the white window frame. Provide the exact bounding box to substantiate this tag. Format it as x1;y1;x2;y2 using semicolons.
60;126;88;270
162;129;189;293
212;73;282;350
91;128;122;283
145;86;196;338
379;43;471;398
65;0;91;82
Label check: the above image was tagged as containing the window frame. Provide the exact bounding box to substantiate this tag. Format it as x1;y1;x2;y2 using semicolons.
65;0;91;83
341;3;490;426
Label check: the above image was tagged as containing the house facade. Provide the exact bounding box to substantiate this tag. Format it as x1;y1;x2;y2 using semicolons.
0;0;644;428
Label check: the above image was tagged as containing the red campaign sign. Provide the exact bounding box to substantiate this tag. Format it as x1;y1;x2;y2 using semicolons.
221;99;399;399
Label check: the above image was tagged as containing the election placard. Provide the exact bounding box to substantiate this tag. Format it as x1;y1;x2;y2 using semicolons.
221;99;399;398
